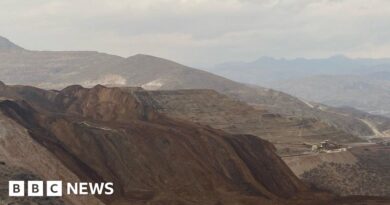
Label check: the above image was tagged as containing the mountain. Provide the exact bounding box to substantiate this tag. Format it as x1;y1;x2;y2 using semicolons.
1;83;389;205
210;56;390;118
0;83;344;205
0;37;387;139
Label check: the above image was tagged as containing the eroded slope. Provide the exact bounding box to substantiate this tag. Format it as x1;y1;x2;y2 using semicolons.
0;84;309;205
130;89;360;155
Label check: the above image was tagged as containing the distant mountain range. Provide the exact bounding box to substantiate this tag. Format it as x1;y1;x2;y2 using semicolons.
210;56;390;117
0;36;389;138
272;74;390;117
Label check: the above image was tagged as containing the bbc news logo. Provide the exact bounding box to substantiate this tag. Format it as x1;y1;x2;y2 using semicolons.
9;181;114;197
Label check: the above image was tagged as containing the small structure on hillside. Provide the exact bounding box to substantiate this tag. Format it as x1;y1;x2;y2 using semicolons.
304;140;346;153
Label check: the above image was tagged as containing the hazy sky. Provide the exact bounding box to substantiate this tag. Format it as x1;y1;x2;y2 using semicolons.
1;0;390;66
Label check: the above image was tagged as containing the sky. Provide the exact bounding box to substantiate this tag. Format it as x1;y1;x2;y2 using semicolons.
1;0;390;67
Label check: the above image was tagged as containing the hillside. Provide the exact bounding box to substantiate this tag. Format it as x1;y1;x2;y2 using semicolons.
284;144;390;197
1;83;389;204
0;83;340;205
0;83;305;204
130;89;360;155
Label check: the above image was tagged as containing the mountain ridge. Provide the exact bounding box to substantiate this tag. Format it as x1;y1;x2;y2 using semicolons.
0;36;388;139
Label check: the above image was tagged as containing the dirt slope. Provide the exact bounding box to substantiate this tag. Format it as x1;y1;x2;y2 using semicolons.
1;83;389;204
0;84;307;205
283;145;390;197
130;89;361;155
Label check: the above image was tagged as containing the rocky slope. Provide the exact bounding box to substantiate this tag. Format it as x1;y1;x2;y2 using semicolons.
0;101;103;205
284;145;390;197
1;83;388;204
0;36;386;139
126;88;390;197
0;83;314;205
0;83;362;155
129;89;360;155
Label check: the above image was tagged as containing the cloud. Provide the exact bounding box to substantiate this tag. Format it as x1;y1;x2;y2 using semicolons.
0;0;390;66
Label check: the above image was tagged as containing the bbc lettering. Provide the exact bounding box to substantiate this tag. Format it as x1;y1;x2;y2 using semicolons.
9;181;114;197
9;181;61;197
9;181;24;197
